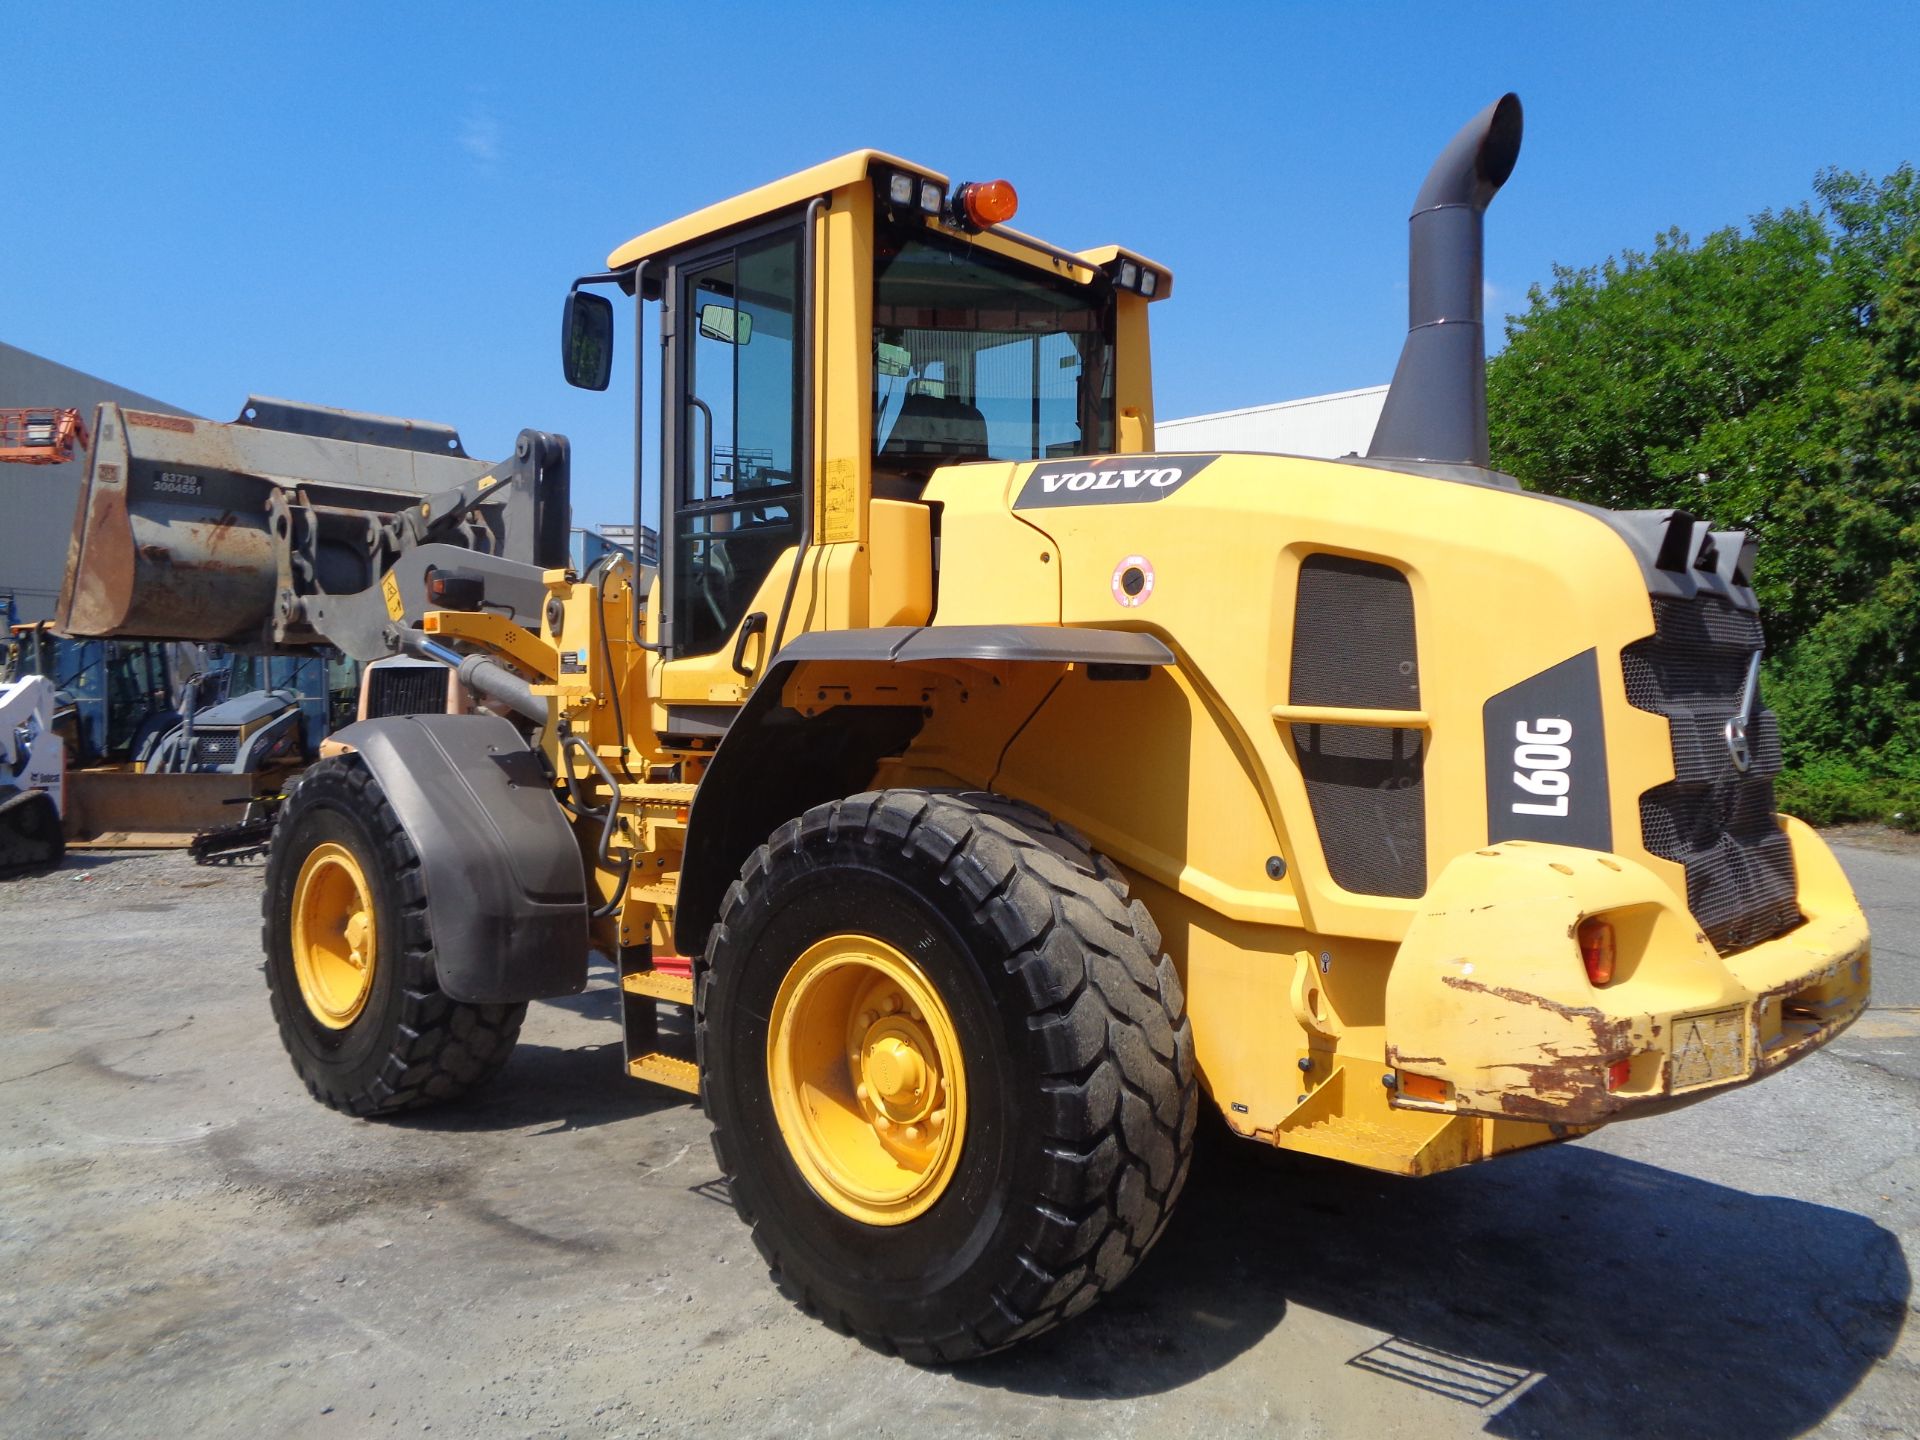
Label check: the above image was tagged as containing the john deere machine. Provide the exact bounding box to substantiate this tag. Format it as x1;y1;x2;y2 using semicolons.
57;95;1870;1361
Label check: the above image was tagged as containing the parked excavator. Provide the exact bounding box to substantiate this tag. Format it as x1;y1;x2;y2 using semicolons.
55;95;1870;1361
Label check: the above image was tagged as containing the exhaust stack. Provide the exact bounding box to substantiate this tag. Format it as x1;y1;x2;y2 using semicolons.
1366;93;1523;468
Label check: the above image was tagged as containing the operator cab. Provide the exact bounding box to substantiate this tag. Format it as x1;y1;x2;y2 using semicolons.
560;152;1169;682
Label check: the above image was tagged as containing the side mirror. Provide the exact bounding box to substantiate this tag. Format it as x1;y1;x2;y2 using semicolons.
697;303;752;346
876;341;912;378
561;290;614;391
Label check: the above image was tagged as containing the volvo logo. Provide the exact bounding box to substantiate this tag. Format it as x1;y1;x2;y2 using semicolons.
1013;455;1217;509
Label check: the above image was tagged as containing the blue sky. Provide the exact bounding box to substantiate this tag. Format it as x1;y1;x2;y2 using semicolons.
7;2;1916;530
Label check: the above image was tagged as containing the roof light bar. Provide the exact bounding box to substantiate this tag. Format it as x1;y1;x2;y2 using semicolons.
1103;256;1165;298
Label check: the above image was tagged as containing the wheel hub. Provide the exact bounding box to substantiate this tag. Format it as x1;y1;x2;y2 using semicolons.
767;935;967;1225
289;841;377;1030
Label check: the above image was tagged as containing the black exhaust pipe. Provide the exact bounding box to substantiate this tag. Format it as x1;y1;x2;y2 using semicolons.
1366;93;1524;468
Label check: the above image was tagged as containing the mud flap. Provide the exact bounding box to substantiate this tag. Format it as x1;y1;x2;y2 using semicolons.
328;714;589;1003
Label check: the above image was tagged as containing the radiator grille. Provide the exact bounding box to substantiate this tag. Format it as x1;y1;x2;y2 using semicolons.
1622;596;1799;953
366;665;451;720
188;733;238;768
1289;555;1425;898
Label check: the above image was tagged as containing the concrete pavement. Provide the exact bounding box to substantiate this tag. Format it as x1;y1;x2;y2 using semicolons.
1;834;1914;1438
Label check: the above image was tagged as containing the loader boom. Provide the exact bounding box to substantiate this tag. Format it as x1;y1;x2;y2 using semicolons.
56;397;570;657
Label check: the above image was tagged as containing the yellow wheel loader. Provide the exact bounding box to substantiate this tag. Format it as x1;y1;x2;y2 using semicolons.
57;95;1870;1362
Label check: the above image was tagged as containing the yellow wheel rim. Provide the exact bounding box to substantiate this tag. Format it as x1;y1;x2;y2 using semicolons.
290;841;378;1030
767;934;968;1226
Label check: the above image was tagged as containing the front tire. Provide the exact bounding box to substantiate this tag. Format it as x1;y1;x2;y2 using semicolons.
700;789;1197;1362
262;755;525;1116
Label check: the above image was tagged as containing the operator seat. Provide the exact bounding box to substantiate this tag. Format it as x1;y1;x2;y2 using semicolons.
879;392;990;461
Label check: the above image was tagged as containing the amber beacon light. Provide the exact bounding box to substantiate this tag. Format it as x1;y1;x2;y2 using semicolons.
956;178;1018;228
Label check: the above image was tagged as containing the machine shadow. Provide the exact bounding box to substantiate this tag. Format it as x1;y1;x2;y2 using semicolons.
965;1131;1908;1439
391;1037;689;1135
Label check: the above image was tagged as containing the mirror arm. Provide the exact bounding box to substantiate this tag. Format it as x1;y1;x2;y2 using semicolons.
570;269;630;294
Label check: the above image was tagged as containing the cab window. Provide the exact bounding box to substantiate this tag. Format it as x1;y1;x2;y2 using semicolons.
873;228;1114;481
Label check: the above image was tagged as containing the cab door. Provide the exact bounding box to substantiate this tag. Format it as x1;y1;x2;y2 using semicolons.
654;217;807;733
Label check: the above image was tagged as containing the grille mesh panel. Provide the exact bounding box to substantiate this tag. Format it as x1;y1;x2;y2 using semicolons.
366;665;451;720
189;734;238;767
1623;596;1799;953
1290;555;1425;898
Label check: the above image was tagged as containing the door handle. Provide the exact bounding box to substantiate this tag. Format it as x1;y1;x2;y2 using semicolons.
731;610;768;679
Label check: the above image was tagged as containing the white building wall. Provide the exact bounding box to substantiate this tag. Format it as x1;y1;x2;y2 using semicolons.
1157;384;1388;459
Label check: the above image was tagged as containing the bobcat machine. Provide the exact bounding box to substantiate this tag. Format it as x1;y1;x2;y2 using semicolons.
0;672;66;875
56;95;1870;1361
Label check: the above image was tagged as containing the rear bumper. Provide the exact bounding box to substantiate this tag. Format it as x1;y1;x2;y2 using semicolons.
1383;815;1869;1127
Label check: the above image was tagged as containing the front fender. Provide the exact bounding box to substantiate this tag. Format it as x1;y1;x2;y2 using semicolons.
331;713;588;1003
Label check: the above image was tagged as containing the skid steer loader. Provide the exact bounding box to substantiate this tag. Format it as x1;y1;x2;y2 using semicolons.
57;95;1871;1361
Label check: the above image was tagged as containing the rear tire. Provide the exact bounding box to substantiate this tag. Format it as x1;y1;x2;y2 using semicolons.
699;789;1197;1362
262;755;525;1116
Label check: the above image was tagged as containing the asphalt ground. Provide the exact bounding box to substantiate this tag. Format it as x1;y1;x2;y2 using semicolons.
1;833;1914;1439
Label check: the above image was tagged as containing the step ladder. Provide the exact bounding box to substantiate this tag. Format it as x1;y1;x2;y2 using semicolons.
619;947;699;1094
611;780;701;1094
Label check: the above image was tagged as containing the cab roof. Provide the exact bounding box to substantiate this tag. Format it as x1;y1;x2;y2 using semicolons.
607;150;937;269
605;149;1172;297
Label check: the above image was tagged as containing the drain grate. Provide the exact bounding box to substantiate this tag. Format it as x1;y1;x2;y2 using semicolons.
1348;1337;1535;1407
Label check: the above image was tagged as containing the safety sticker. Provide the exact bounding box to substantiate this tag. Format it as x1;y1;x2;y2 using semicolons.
381;571;405;621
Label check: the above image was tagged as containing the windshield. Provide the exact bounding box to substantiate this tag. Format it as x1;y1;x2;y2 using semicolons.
873;227;1114;475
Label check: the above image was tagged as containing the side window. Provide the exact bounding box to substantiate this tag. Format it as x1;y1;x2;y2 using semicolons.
674;229;803;657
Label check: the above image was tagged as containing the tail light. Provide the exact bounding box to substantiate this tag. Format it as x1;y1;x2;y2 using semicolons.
1578;916;1616;986
1606;1057;1632;1091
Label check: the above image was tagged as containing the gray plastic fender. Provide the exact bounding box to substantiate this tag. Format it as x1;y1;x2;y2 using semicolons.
329;713;588;1003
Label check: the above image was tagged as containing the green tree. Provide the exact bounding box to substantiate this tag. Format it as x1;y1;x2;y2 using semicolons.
1487;167;1920;825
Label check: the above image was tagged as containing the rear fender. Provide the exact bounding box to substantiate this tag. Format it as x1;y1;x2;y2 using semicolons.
330;713;588;1003
673;624;1176;956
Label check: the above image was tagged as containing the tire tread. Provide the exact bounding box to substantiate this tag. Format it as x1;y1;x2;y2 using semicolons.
699;787;1197;1360
263;756;525;1117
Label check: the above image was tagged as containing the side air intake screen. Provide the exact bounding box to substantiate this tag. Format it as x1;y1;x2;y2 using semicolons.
1289;555;1426;898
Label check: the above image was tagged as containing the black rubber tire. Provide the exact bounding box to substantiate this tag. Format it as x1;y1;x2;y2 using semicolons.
0;786;64;876
699;788;1198;1363
262;754;526;1116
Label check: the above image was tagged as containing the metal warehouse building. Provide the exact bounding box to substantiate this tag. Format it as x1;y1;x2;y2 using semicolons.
0;342;192;623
